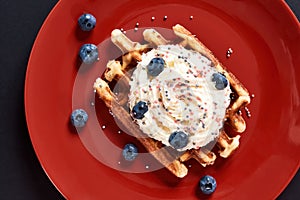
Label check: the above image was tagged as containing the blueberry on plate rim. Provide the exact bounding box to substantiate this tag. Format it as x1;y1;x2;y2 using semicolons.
147;57;165;77
70;109;88;128
78;13;96;31
168;131;189;150
122;143;138;161
79;44;99;64
212;72;228;90
199;175;217;195
132;101;148;119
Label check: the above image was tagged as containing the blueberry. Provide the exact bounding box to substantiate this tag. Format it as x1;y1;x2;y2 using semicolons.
132;101;148;119
70;109;88;128
212;73;228;90
199;175;217;195
78;13;96;31
79;44;99;64
168;131;189;149
147;57;165;76
122;143;138;161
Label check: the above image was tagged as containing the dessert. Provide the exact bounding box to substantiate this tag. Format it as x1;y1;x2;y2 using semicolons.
128;44;232;151
93;24;251;178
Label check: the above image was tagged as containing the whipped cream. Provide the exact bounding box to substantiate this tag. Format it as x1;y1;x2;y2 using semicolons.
128;44;231;151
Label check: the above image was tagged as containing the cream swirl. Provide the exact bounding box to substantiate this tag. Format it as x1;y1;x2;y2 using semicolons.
128;44;231;151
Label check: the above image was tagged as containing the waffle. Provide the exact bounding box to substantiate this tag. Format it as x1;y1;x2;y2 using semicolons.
93;24;251;178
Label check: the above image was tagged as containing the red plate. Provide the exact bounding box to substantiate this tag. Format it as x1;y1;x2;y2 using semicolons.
25;0;300;199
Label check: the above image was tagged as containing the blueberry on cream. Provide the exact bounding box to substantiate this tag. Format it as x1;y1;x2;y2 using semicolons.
147;57;165;77
212;73;228;90
168;131;189;149
132;101;148;119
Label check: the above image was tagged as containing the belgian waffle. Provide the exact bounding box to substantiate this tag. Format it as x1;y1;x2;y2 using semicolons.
93;24;251;178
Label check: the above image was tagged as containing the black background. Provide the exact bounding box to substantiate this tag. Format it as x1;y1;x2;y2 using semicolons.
0;0;299;199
